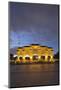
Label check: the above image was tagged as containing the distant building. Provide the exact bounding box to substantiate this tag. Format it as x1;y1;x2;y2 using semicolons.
15;44;54;63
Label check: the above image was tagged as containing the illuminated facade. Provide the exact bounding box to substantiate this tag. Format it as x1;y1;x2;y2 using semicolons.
15;44;54;63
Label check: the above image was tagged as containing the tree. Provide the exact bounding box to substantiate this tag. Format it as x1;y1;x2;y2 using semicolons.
54;52;59;59
10;54;13;60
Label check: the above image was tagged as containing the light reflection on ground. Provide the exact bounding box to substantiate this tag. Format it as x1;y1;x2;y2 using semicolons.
10;63;59;88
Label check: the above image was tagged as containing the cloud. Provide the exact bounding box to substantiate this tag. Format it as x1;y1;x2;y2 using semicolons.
9;2;59;54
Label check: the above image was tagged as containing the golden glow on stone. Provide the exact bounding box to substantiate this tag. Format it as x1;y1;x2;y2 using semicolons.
15;44;54;63
45;56;48;61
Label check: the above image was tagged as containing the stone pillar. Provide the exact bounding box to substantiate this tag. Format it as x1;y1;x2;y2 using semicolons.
30;56;33;62
38;56;40;61
23;56;26;63
45;56;48;62
50;56;54;62
40;55;43;61
15;56;20;63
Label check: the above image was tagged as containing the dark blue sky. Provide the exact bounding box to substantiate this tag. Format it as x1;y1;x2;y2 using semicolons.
9;2;59;54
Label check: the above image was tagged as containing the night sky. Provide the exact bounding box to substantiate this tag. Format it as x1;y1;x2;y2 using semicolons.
9;2;59;54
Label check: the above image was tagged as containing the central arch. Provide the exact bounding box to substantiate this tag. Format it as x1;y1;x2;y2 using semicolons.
32;54;39;60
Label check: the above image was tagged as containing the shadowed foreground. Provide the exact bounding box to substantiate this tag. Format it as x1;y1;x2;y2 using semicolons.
9;63;59;88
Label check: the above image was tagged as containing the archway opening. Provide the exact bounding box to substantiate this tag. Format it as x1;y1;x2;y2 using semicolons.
19;56;23;63
41;56;45;60
33;55;39;60
25;55;30;63
48;56;51;62
13;56;18;61
25;57;30;60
